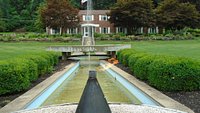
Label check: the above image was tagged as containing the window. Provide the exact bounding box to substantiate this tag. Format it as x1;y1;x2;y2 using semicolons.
99;15;108;21
83;15;94;21
100;27;110;34
148;27;158;34
66;28;78;34
116;27;127;34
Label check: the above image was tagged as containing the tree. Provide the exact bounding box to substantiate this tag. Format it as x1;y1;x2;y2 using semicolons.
40;0;79;35
0;9;6;31
156;0;200;30
178;0;200;12
109;0;155;34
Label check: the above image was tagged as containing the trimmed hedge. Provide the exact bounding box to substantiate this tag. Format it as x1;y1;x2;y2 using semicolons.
128;52;147;73
0;52;59;95
117;49;200;91
133;55;157;80
148;57;200;91
117;49;136;66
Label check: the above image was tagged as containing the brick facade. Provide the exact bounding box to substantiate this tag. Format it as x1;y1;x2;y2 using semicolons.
48;10;160;35
78;10;115;34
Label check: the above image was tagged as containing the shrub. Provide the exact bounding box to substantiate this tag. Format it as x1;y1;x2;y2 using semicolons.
133;55;157;80
0;52;59;95
121;50;136;66
117;49;200;91
0;60;31;95
128;52;147;73
148;57;200;91
117;49;133;63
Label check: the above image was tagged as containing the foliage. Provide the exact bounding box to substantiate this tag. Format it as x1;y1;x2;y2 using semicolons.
0;60;31;95
0;52;59;95
148;56;200;91
117;49;200;91
133;55;157;80
39;0;79;35
128;52;147;73
178;0;200;12
0;0;44;32
70;0;117;10
155;0;200;30
109;0;155;35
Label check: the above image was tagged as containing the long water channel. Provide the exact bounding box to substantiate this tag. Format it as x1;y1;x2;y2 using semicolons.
41;56;141;107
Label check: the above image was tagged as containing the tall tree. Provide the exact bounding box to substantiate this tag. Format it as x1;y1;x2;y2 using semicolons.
109;0;155;34
156;0;200;30
178;0;200;12
40;0;79;35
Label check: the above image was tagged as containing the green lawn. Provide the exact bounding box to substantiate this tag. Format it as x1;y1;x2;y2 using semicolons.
0;42;79;60
0;40;199;61
97;40;200;60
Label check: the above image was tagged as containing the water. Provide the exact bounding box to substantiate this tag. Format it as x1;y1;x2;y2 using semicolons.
41;56;141;106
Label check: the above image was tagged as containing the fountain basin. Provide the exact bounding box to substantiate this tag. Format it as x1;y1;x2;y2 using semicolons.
47;44;131;52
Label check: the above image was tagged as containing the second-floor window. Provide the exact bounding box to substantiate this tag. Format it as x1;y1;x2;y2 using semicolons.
99;15;108;21
83;15;94;21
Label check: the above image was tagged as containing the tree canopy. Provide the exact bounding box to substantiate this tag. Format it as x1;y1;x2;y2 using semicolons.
39;0;79;35
156;0;200;30
109;0;155;34
0;0;44;32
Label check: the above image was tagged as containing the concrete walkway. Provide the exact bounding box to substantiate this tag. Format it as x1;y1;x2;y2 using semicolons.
14;104;187;113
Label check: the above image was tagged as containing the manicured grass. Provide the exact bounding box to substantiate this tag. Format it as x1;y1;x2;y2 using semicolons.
0;40;199;61
96;40;200;60
0;42;79;60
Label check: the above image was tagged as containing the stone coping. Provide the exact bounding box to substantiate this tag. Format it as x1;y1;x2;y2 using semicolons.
47;44;131;52
100;60;194;113
0;63;78;113
14;104;187;113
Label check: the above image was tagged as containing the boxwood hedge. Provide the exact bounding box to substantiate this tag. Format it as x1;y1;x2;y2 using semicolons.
117;49;200;91
133;55;157;80
148;57;200;91
0;52;59;95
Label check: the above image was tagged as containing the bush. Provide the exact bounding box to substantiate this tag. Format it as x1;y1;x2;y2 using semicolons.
0;52;59;95
121;50;136;66
117;49;200;91
148;57;200;91
117;49;133;64
133;55;156;80
128;52;147;73
0;60;31;95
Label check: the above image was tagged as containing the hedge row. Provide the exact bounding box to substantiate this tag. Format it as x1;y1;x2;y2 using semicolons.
0;52;59;95
117;49;200;91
